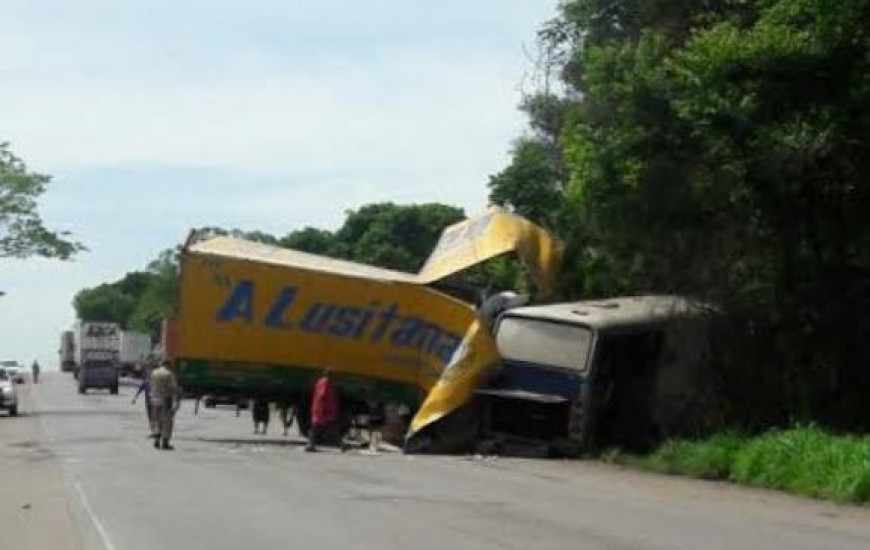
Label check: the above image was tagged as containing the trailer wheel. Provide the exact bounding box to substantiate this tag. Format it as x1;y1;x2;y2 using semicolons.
110;385;119;395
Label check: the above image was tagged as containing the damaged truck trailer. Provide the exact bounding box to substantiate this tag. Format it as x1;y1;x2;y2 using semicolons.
174;236;477;435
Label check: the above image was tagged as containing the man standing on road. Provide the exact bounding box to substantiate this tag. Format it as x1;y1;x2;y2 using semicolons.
150;360;182;451
252;396;270;435
305;370;345;452
31;361;40;384
132;363;155;438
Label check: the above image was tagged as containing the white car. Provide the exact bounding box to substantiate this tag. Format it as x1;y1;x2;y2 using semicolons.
5;366;25;384
0;368;19;416
0;361;25;384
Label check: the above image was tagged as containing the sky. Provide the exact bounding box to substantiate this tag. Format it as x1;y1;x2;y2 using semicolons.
0;0;559;370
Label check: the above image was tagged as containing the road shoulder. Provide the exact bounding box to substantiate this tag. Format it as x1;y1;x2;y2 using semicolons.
0;382;88;550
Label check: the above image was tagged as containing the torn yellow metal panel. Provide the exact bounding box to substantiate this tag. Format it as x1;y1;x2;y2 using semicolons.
418;206;563;296
408;319;501;435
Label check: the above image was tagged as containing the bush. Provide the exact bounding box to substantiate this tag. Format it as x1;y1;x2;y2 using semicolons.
617;427;870;504
730;427;870;504
643;432;746;480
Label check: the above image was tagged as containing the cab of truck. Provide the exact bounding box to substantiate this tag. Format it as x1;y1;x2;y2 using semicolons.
78;351;120;395
479;296;715;455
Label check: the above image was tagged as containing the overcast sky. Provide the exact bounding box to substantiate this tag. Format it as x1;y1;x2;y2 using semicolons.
0;0;558;369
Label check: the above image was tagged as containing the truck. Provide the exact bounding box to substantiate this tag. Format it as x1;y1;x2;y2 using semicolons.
74;321;121;394
175;237;477;434
118;331;153;377
172;208;562;438
59;331;76;372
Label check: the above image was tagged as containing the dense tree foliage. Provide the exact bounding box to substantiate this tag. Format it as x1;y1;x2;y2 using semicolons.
490;0;870;429
0;143;83;260
73;255;178;338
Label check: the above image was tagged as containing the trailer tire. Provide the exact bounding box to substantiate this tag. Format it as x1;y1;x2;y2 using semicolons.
9;405;18;416
78;385;86;395
110;385;119;395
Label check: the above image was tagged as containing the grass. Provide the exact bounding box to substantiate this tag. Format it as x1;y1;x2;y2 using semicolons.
604;426;870;504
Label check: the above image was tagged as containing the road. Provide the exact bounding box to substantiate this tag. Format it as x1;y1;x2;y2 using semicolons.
1;373;869;550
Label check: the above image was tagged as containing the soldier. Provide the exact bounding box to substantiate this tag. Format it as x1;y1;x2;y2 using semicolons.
150;360;182;451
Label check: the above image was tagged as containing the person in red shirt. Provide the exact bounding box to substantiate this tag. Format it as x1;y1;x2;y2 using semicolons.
305;370;346;452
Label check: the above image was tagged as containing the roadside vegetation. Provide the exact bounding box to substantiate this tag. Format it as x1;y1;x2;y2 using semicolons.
605;427;870;505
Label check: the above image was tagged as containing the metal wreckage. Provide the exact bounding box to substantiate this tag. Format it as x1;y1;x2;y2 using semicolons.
167;207;717;455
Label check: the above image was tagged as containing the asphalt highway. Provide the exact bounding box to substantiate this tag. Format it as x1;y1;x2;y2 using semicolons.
2;373;868;550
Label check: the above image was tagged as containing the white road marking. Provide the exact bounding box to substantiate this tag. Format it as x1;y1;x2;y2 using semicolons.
73;481;117;550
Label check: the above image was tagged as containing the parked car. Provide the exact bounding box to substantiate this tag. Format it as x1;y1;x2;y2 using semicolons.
0;368;19;416
1;363;26;384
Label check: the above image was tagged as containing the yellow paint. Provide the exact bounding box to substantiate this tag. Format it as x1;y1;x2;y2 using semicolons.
179;252;476;389
418;206;563;297
409;319;501;435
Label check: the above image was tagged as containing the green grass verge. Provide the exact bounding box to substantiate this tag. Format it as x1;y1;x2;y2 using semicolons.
604;427;870;504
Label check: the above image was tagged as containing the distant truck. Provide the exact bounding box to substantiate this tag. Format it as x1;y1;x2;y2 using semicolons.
59;330;76;372
74;321;121;394
118;331;152;377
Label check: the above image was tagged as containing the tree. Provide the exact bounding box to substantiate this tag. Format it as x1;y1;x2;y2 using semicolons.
0;142;83;259
279;227;336;255
493;0;870;429
334;203;465;271
488;137;564;228
73;249;180;337
73;283;139;326
128;249;180;337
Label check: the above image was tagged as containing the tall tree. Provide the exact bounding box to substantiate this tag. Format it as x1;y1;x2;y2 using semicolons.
494;0;870;428
73;283;139;326
334;203;465;271
0;143;83;259
128;249;180;338
279;227;336;255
